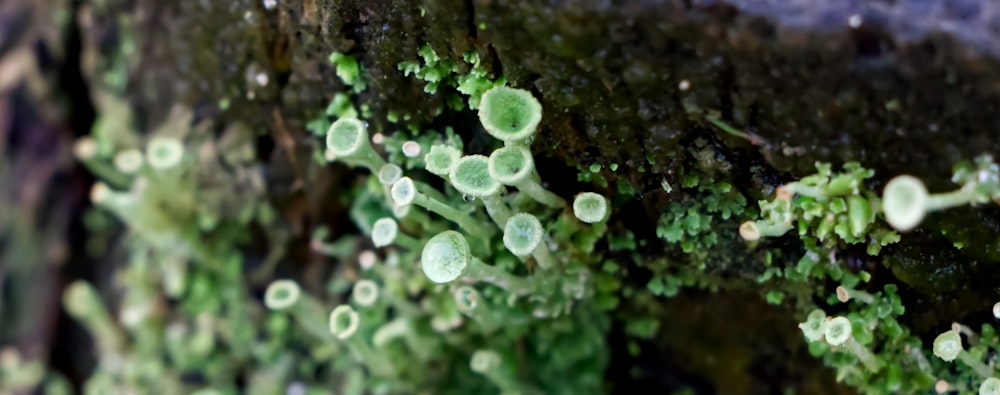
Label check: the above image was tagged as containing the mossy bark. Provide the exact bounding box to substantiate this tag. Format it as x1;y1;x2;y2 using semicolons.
60;0;1000;393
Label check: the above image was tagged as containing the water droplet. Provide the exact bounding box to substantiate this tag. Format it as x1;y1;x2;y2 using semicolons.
462;194;475;202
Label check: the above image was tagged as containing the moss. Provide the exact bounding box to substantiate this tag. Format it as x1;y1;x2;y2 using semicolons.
71;0;1000;393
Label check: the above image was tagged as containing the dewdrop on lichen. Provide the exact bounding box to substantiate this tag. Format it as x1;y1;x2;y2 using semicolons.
478;87;542;145
451;155;513;226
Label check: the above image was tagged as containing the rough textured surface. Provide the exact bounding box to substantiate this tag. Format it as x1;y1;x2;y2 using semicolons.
99;0;1000;180
31;0;1000;392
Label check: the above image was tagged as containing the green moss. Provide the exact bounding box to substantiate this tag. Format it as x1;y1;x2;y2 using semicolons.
398;46;503;109
330;52;367;93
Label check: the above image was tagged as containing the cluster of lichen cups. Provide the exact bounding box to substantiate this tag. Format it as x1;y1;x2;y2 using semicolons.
738;163;876;243
79;134;201;250
882;155;1000;231
931;328;1000;395
740;156;1000;245
267;86;609;383
799;310;882;373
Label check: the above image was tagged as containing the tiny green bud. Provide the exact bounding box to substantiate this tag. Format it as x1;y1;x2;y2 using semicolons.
478;87;542;144
573;192;608;223
846;195;873;237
